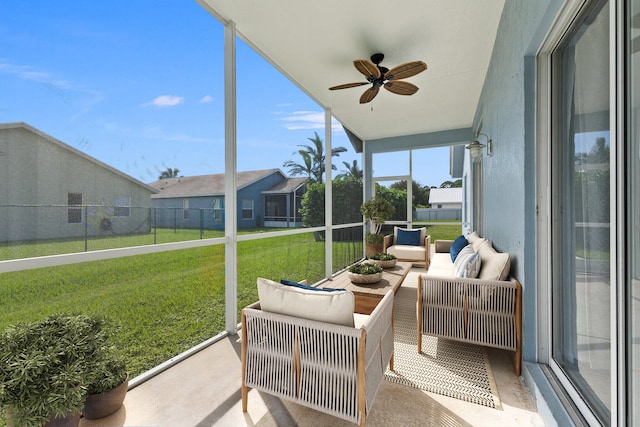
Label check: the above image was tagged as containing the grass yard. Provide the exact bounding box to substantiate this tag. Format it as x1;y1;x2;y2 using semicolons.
0;223;457;379
0;231;362;378
414;221;463;241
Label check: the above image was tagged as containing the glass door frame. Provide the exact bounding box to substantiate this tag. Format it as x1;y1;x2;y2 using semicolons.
536;0;623;424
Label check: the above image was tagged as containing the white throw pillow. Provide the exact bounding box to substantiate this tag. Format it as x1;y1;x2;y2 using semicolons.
257;278;355;327
477;243;511;281
453;245;482;278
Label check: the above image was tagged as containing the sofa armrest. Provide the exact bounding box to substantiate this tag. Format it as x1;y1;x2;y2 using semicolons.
435;239;453;253
424;234;431;266
359;291;394;410
383;234;394;253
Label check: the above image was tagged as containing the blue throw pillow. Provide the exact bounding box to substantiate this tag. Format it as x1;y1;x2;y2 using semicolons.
396;228;421;246
450;235;469;262
280;279;344;292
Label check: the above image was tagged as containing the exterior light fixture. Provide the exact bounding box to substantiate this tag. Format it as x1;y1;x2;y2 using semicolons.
466;133;491;162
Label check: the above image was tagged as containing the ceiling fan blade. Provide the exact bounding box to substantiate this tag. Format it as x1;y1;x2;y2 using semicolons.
359;86;380;104
353;59;381;80
385;61;427;80
329;82;370;90
384;80;419;96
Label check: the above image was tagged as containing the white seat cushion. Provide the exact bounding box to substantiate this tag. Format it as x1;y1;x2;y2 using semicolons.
387;244;426;261
425;253;454;277
257;278;355;326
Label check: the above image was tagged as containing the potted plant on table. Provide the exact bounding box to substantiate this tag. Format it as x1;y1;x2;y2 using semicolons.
360;196;395;258
368;252;397;269
347;262;384;284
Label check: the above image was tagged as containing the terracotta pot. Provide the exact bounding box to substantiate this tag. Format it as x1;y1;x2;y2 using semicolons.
42;412;81;427
5;410;80;427
365;243;384;258
82;378;128;420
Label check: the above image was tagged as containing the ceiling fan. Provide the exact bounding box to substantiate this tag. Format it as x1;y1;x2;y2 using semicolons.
329;53;427;104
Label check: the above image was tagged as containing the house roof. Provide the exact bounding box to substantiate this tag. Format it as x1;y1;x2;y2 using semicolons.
0;122;158;194
262;177;308;194
429;187;463;204
197;0;504;146
148;169;289;199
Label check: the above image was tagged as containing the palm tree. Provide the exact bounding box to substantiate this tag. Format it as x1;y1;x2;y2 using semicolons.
283;132;347;183
335;159;363;180
159;167;180;179
283;151;314;181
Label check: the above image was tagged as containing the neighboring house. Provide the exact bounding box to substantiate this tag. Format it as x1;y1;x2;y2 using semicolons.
428;187;462;209
148;169;307;229
0;122;158;242
415;187;463;221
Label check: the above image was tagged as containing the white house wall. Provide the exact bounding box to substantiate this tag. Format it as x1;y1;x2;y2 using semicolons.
0;125;154;242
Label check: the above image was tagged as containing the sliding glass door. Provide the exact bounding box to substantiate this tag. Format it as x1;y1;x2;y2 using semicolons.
550;0;612;423
628;0;640;422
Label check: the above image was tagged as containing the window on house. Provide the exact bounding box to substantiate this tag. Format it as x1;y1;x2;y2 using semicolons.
212;197;223;222
241;199;253;219
67;193;82;224
114;196;131;217
183;199;189;220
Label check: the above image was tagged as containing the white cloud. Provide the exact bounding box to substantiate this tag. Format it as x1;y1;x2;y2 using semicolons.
279;110;343;131
199;95;214;104
0;61;73;89
143;94;184;107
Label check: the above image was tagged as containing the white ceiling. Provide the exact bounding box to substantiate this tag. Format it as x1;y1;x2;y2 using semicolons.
198;0;505;143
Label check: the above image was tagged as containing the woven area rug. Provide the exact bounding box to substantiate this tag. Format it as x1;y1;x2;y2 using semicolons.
384;286;502;409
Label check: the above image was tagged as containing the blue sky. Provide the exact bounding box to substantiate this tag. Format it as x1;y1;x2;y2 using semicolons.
0;1;452;187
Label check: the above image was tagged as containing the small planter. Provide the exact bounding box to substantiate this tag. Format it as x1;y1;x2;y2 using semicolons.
368;253;397;269
348;262;383;284
348;271;383;284
369;258;397;269
82;376;128;420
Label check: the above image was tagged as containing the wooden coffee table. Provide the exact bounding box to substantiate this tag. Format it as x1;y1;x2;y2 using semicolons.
322;261;411;314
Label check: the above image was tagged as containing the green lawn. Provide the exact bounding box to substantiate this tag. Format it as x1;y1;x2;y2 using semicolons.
419;222;463;241
0;223;458;378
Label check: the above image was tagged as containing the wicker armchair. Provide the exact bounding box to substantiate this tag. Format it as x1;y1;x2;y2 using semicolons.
383;227;430;267
241;290;395;426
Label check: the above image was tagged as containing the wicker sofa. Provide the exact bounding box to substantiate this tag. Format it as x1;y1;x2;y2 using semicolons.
241;278;395;427
417;232;522;375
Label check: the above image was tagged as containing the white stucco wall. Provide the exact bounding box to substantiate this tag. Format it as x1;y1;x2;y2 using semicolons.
0;124;154;241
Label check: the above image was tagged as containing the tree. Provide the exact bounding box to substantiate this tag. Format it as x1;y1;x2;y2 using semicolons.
299;178;363;227
283;132;347;183
390;180;430;207
159;167;180;179
440;179;462;188
335;160;363;180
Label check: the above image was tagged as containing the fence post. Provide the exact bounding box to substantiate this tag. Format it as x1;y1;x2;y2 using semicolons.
153;208;157;245
200;209;204;239
84;205;88;252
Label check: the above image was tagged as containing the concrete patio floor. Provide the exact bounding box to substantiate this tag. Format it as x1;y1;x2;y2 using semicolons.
80;268;544;427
